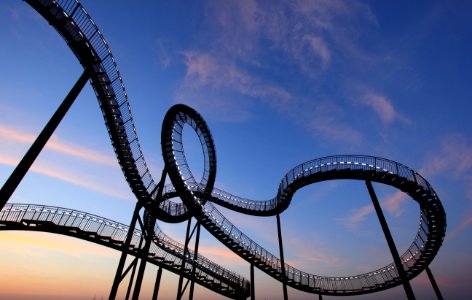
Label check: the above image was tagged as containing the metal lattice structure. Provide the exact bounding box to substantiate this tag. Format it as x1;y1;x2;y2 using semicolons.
0;0;446;299
0;203;249;298
160;105;446;296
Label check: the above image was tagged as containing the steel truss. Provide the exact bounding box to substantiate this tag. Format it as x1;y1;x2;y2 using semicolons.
0;0;447;299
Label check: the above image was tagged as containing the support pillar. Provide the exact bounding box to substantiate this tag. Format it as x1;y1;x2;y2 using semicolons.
132;168;167;300
276;214;288;300
131;216;156;300
152;267;163;300
124;258;139;300
110;202;142;300
177;218;193;300
0;70;89;209
426;267;443;300
189;223;201;300
250;263;255;300
365;181;416;300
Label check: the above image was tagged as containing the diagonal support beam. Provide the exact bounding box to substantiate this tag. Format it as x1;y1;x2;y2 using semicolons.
109;202;142;300
0;70;89;209
177;217;193;300
276;214;288;300
132;168;167;300
151;267;163;300
365;181;416;300
426;267;443;300
189;222;201;300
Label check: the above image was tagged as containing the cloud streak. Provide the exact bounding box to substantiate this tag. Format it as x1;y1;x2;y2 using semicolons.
0;123;132;199
173;0;380;148
343;191;408;230
420;134;472;180
198;246;245;264
284;236;344;270
447;214;472;240
0;124;116;167
178;51;293;121
361;92;396;124
0;154;130;200
343;134;472;231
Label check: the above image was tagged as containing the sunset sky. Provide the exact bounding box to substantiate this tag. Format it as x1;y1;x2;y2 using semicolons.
1;0;471;299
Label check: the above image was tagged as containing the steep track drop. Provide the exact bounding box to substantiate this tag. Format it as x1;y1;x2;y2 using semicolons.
21;0;446;297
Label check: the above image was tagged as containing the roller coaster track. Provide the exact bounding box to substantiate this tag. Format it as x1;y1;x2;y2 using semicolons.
20;0;446;297
0;203;249;299
161;105;446;296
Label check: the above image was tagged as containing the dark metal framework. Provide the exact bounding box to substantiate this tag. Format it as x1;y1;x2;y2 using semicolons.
0;204;249;298
0;0;447;299
161;104;446;296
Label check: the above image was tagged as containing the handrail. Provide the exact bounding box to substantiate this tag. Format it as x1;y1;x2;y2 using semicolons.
0;203;250;297
25;0;158;203
161;105;446;296
21;0;446;297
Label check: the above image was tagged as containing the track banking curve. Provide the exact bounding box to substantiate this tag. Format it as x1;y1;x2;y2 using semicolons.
0;203;249;298
22;0;446;297
161;105;446;296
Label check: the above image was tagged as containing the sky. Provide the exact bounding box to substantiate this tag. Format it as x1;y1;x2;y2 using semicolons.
0;0;471;299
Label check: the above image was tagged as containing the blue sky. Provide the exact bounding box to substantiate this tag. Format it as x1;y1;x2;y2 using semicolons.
0;0;471;299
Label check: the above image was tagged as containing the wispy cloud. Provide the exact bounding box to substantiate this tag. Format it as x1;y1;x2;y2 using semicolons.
0;124;131;199
174;0;379;139
447;214;472;240
284;236;344;270
0;124;116;167
0;154;130;200
198;246;245;264
344;203;374;231
420;134;472;180
177;51;293;121
383;191;408;217
302;101;364;145
342;191;408;230
343;134;472;230
361;92;396;124
155;39;171;68
304;35;331;68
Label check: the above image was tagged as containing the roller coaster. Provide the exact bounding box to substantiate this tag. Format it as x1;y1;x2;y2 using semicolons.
0;0;446;299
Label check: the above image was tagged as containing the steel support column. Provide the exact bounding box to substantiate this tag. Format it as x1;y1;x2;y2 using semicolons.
152;267;163;300
132;168;167;300
124;258;139;300
276;214;288;300
426;267;443;300
365;181;416;300
189;222;201;300
0;70;89;209
250;263;255;300
131;216;156;300
110;202;142;300
177;218;193;300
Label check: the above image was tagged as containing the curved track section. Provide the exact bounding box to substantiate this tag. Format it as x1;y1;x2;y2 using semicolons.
24;0;161;207
22;0;446;297
161;105;446;296
0;203;250;299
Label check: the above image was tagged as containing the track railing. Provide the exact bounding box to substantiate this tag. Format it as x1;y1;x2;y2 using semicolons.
160;104;445;296
0;203;249;298
20;0;446;297
26;0;158;203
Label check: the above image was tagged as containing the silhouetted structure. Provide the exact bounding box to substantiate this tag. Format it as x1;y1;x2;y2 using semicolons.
0;1;446;299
